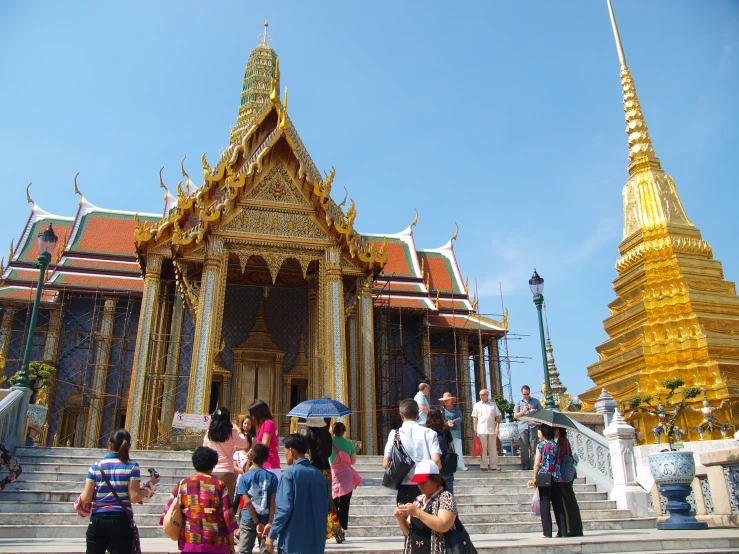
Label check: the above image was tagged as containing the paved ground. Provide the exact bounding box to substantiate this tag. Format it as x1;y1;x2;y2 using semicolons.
1;528;738;554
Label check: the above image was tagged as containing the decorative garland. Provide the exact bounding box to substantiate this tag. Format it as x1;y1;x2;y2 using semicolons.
0;443;22;492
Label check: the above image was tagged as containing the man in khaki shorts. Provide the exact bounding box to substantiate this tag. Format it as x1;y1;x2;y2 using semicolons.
471;389;501;471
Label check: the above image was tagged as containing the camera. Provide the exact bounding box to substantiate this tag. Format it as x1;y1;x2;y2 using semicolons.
147;468;160;478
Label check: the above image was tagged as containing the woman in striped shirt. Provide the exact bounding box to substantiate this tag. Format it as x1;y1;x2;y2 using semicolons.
79;428;159;554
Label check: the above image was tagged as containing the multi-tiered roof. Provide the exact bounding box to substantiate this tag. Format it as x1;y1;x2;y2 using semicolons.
0;30;506;335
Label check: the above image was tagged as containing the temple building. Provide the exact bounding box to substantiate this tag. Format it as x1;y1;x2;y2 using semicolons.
581;1;739;441
0;26;507;454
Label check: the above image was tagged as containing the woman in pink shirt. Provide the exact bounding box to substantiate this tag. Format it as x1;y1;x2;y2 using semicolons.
248;400;281;479
202;407;247;501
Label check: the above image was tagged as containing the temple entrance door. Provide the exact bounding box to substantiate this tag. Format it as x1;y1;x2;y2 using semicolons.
290;380;308;408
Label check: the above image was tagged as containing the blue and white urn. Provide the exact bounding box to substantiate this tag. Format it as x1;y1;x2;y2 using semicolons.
648;451;695;486
648;451;706;530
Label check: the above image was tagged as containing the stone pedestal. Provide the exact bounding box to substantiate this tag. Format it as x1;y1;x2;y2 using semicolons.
604;410;650;517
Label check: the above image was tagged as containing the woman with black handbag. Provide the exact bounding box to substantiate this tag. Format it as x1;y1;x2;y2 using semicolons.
426;409;457;493
78;428;159;554
532;424;566;538
394;460;459;554
555;427;583;537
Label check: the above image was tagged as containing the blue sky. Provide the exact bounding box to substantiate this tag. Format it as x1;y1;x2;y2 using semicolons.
1;1;737;406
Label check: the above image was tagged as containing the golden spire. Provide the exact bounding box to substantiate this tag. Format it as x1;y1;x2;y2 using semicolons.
73;172;83;203
410;208;419;229
262;20;270;44
450;222;459;243
26;183;33;205
606;0;658;173
279;86;289;130
159;167;168;200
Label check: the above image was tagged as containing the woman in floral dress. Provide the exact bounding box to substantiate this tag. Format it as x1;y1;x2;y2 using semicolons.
533;423;566;538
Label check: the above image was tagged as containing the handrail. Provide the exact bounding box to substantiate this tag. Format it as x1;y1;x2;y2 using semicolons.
570;418;614;493
0;387;32;454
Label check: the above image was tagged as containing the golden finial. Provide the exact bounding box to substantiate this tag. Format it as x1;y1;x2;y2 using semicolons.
0;257;4;274
464;276;469;294
180;156;190;187
338;187;349;207
262;20;269;44
176;180;185;199
410;208;419;229
55;231;67;265
159;167;168;200
450;222;459;243
435;290;440;310
420;257;425;274
606;0;657;171
270;57;281;104
279;87;289;130
502;308;509;330
425;272;430;290
73;172;83;203
471;291;478;311
201;152;211;176
26;183;33;205
9;239;14;260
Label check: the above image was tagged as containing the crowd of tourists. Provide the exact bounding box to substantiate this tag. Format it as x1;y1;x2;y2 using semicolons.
77;384;582;553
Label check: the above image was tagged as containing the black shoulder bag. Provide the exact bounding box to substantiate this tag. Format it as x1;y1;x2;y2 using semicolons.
98;466;142;554
382;430;415;490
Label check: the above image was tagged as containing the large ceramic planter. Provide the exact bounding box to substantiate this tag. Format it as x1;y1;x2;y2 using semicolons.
27;405;49;429
648;451;707;530
498;422;519;456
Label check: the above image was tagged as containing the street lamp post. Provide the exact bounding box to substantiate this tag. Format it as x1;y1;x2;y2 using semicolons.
529;269;554;409
15;224;58;389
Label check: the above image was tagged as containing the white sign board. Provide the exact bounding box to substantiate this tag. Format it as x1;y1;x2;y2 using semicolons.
172;412;211;430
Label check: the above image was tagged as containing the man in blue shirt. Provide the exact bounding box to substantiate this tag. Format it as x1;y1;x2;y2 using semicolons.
266;433;328;554
439;391;468;471
514;385;543;470
413;382;430;425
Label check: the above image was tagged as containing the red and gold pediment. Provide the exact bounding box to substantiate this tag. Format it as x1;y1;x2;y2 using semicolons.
134;100;387;273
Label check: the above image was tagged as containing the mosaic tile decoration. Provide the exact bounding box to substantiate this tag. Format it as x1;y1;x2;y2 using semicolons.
699;475;714;514
220;283;309;375
175;309;195;414
725;465;739;515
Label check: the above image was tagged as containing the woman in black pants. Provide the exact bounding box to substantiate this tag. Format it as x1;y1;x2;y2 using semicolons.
79;429;159;554
532;424;566;538
556;427;583;537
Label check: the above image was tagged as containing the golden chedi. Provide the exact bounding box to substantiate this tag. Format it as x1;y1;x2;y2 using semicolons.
580;0;739;443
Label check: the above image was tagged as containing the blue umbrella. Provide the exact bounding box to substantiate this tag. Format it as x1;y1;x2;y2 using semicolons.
286;396;352;418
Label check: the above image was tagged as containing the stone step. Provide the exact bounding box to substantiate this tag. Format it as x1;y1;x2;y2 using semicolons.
0;487;610;504
0;496;620;517
0;517;657;539
0;497;619;515
0;508;634;528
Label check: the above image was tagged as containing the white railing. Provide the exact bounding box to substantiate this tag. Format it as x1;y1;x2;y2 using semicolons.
570;418;614;493
0;387;32;454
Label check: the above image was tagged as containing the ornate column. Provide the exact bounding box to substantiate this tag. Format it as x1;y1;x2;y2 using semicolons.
346;303;359;440
356;276;376;454
421;324;431;378
142;290;172;447
457;333;472;450
43;309;63;362
474;337;486;394
324;246;347;405
307;273;319;398
187;237;228;415
86;297;118;447
0;308;17;372
488;338;502;395
160;292;185;431
127;254;163;447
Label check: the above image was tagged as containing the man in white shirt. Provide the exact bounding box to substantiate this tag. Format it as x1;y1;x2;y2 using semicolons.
383;399;442;504
413;383;430;425
471;389;501;471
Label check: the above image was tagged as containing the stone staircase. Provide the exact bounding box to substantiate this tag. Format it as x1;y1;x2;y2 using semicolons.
0;446;656;540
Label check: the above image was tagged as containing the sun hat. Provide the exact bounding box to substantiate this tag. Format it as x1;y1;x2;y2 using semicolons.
409;460;440;483
438;392;456;402
305;417;328;428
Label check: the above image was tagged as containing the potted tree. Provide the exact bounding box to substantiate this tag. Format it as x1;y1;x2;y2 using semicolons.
493;394;518;456
629;378;705;530
10;362;56;433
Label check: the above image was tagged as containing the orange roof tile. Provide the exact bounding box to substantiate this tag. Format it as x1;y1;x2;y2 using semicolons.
53;273;144;293
0;286;57;302
71;214;139;256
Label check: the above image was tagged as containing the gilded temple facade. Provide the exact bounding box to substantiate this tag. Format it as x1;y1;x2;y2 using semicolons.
581;1;739;441
0;32;506;454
